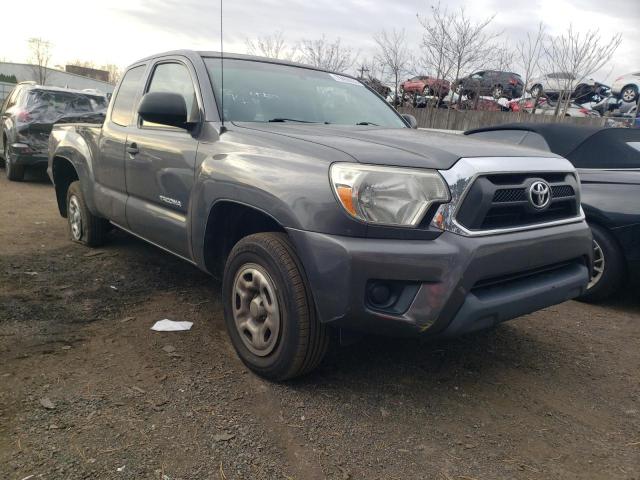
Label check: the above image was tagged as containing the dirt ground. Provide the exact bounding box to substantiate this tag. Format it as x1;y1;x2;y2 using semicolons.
0;170;639;480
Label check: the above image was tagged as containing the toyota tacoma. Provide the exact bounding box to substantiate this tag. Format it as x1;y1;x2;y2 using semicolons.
48;50;592;380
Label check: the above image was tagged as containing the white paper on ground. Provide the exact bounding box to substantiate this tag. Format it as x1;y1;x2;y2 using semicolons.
151;319;193;332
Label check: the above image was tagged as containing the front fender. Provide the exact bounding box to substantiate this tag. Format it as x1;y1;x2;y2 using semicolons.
189;141;366;269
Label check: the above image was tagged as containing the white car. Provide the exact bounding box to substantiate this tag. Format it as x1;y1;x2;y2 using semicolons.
527;72;596;98
611;72;640;103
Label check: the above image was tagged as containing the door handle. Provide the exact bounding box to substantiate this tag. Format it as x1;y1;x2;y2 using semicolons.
126;143;139;156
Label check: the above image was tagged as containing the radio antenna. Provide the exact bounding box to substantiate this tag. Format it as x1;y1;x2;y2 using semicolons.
219;0;226;133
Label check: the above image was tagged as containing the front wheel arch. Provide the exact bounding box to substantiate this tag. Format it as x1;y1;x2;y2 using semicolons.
202;200;287;279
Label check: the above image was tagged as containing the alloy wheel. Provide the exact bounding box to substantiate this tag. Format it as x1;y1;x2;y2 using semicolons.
622;87;637;102
588;239;605;289
232;263;281;357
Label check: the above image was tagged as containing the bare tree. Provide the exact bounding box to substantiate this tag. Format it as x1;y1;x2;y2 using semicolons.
103;64;123;85
543;25;621;116
299;35;356;73
27;38;53;85
437;7;499;124
491;42;516;72
245;31;298;61
516;23;546;92
416;2;456;102
516;22;546;113
373;29;410;106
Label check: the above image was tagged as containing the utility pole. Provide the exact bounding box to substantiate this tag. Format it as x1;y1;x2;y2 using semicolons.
358;65;370;79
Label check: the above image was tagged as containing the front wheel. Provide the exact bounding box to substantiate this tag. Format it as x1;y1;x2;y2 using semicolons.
492;85;504;99
577;223;626;303
222;232;330;381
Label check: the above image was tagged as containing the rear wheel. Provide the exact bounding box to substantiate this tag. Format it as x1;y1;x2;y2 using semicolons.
66;181;108;247
530;84;543;98
621;85;638;103
492;85;504;99
577;223;626;303
222;232;330;381
5;144;24;181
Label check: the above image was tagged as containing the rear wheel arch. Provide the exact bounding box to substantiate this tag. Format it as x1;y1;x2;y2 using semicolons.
202;200;287;278
52;156;79;217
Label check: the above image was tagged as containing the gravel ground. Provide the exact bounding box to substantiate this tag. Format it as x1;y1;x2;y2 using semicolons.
0;170;639;480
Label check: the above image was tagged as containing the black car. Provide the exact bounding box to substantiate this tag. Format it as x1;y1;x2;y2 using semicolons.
454;70;524;100
0;82;108;181
465;123;640;302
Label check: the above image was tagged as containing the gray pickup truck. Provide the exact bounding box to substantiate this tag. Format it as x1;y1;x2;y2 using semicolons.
48;50;592;380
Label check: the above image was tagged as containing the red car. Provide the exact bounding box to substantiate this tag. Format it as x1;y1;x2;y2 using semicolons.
400;76;450;98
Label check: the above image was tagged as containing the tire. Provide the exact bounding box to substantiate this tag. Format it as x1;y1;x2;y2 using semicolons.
422;86;431;96
530;84;542;98
65;181;108;247
5;143;24;181
620;85;638;103
222;232;330;381
572;83;592;103
492;85;504;99
577;223;626;303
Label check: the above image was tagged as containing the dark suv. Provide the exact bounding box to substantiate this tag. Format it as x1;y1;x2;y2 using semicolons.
454;71;524;100
0;82;107;181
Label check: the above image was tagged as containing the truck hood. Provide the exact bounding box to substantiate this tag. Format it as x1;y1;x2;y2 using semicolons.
234;123;557;170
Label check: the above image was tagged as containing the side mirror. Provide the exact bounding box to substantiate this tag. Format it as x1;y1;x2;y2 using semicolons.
138;92;189;129
401;113;418;129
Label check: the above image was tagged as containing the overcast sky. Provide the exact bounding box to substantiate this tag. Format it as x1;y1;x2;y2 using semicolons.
1;0;638;82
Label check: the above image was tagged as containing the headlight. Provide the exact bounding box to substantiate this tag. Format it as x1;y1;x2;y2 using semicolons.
330;163;450;227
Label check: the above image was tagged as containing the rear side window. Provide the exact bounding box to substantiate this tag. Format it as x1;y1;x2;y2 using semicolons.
5;86;22;109
111;65;145;126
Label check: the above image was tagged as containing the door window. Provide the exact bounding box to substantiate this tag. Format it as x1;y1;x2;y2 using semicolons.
4;86;22;110
111;65;145;127
142;62;198;128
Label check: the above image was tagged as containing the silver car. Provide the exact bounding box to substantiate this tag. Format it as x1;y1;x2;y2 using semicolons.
611;72;640;103
527;72;597;99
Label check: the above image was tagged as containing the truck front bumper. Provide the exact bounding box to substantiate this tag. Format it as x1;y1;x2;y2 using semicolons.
287;221;592;337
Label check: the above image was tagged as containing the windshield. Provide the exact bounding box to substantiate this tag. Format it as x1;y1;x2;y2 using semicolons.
204;58;406;128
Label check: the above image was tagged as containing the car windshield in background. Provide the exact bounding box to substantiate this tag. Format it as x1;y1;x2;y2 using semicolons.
204;58;406;128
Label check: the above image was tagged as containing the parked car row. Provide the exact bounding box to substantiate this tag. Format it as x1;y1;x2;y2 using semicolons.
0;82;108;181
509;97;602;118
398;70;639;108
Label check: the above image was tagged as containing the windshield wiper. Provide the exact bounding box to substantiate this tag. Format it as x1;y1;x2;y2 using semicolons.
268;118;320;123
356;121;379;126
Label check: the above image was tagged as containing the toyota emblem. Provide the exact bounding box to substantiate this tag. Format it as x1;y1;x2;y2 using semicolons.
528;180;551;209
